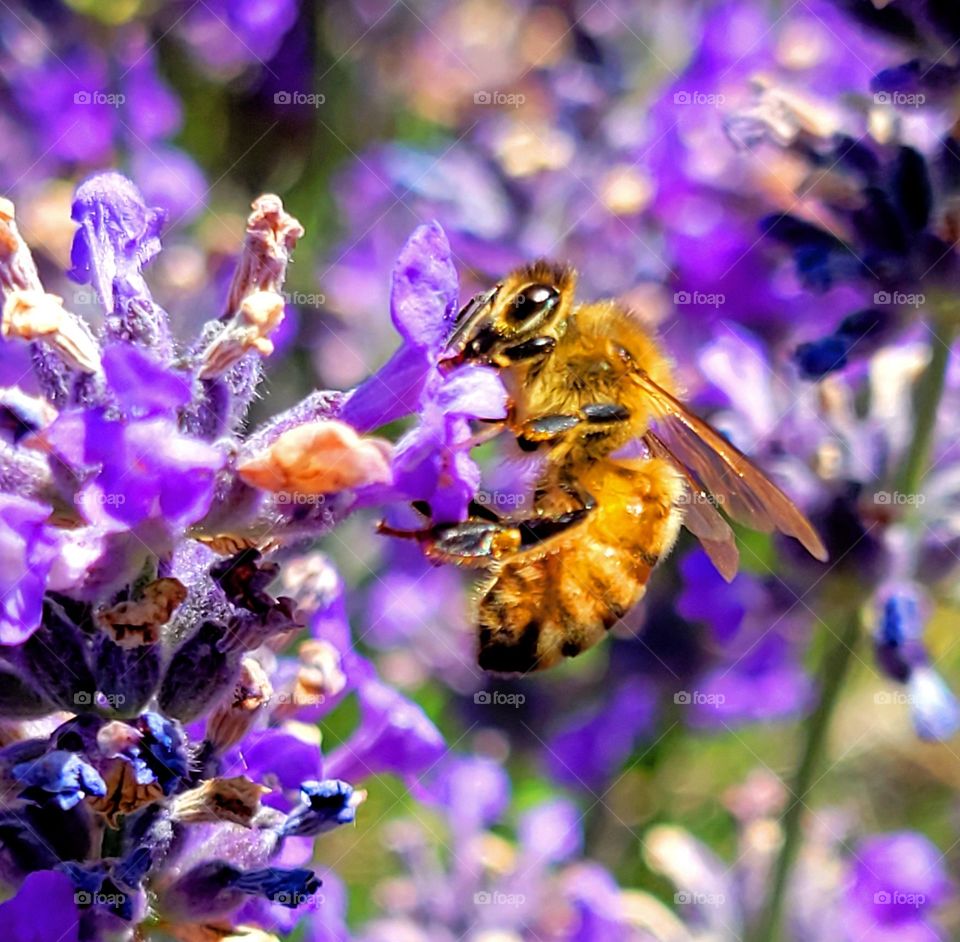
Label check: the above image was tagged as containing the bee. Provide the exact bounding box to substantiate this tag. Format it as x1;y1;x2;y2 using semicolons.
382;262;828;673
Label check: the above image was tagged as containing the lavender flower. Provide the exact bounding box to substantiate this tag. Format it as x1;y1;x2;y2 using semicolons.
0;495;59;645
335;755;649;942
341;221;507;522
845;831;953;942
0;172;463;941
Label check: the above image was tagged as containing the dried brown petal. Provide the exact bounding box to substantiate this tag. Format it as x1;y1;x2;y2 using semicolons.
205;657;274;751
224;194;304;316
97;578;188;647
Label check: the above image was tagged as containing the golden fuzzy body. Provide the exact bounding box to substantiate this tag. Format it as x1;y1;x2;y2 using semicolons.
461;269;687;671
412;261;827;673
475;456;685;672
502;297;675;460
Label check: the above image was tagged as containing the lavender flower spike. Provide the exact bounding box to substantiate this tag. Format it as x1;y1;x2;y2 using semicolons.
199;195;304;380
69;172;165;316
0;179;374;941
69;172;173;356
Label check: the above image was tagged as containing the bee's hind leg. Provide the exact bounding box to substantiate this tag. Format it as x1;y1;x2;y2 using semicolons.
379;500;594;567
378;516;523;568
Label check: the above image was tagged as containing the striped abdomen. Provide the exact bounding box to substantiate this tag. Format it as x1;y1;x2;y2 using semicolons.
476;456;684;672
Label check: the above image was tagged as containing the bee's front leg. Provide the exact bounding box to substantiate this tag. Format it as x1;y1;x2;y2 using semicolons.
491;336;557;365
516;403;630;450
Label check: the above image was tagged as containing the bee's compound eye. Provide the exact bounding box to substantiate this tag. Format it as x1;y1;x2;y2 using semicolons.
508;283;559;323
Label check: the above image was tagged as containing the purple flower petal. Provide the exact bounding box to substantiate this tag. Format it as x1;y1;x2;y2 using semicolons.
223;728;323;812
677;549;767;644
390;221;459;351
432;755;510;833
339;345;432;433
47;409;224;534
0;871;80;942
436;364;508;419
0;495;58;645
545;680;657;791
518;798;582;865
687;635;814;728
305;868;350;942
102;345;191;416
122;54;181;142
846;831;952;937
69;171;165;312
325;678;445;785
131;146;208;222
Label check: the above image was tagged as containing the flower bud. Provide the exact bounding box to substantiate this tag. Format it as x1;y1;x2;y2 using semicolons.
205;657;274;752
2;289;101;373
237;420;392;495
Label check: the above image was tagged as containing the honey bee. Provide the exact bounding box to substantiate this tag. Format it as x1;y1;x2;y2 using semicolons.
382;262;828;674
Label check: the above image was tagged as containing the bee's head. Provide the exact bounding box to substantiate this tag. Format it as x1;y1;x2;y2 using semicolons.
442;261;575;366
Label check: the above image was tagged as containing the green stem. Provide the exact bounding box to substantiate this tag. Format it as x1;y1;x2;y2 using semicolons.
750;318;954;941
895;324;955;500
747;607;862;942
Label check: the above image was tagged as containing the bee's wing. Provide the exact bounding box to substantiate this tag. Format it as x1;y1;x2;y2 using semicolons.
645;430;740;581
636;373;828;562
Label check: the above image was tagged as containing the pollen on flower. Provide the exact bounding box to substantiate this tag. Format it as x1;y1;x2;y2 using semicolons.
237;419;393;495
